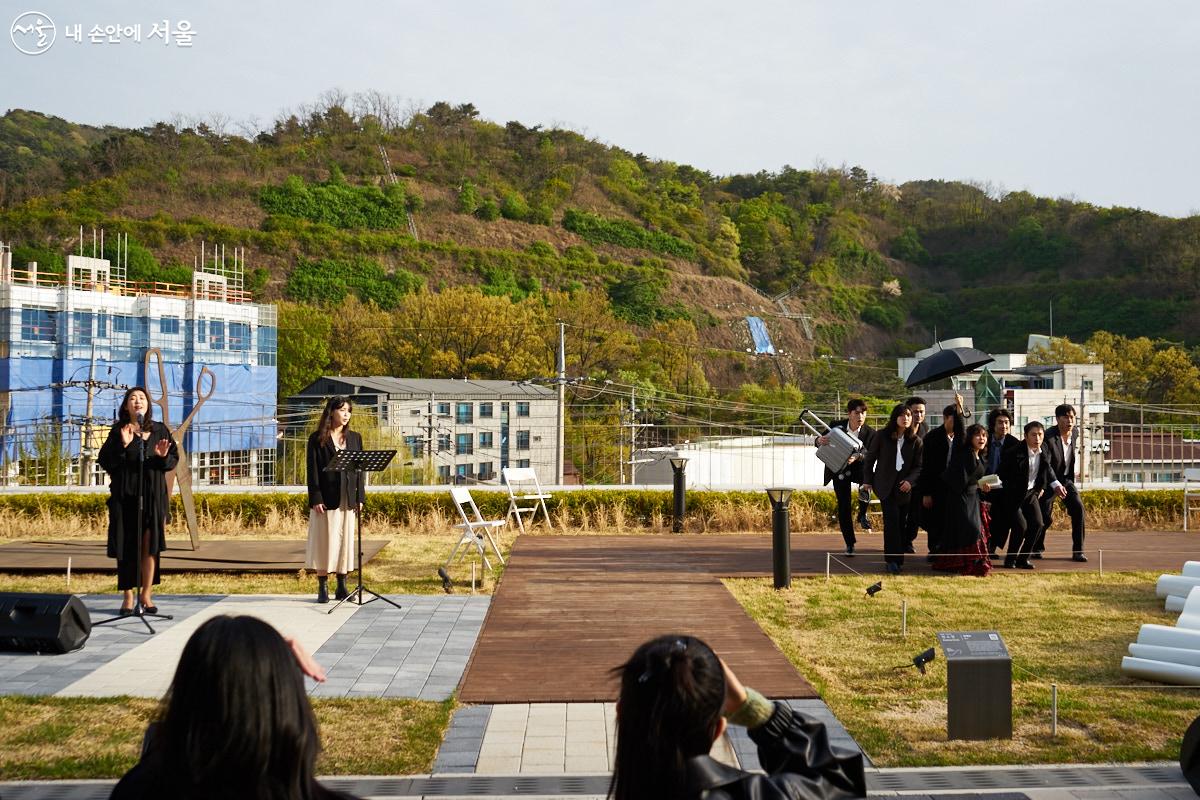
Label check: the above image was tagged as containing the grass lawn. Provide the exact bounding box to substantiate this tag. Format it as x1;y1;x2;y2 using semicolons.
727;570;1198;766
0;695;454;780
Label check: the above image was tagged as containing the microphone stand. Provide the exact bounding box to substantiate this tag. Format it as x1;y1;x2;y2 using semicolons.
95;415;174;634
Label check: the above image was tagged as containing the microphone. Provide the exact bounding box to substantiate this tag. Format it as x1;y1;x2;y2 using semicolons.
136;412;145;426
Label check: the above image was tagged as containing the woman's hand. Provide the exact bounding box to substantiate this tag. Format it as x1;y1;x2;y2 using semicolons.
154;438;170;458
120;424;136;447
719;657;748;717
313;503;326;514
283;636;326;682
899;480;912;493
980;482;992;493
922;495;933;509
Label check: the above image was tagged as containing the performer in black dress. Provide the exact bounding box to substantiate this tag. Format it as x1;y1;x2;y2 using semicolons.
98;387;179;615
306;396;365;604
934;421;993;577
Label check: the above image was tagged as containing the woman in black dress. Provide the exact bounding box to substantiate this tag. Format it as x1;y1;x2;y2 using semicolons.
98;387;179;614
306;396;364;603
934;421;993;576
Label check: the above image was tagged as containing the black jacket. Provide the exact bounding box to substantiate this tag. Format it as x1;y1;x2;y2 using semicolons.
685;701;866;800
1041;426;1078;490
821;419;876;486
999;443;1055;507
917;426;954;499
863;433;923;502
984;433;1021;475
306;430;366;510
98;420;179;560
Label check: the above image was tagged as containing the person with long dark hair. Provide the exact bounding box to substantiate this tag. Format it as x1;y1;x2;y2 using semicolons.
98;386;179;615
111;615;355;800
862;403;924;575
934;421;993;576
983;407;1020;556
306;396;365;603
610;634;865;800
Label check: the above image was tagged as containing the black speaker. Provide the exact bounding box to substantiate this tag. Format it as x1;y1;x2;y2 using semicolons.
0;593;91;654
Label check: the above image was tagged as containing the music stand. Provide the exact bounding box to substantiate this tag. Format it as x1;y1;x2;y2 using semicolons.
324;448;400;614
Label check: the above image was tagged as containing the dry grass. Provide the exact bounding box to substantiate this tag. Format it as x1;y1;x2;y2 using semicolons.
0;508;512;597
727;571;1196;766
0;695;451;780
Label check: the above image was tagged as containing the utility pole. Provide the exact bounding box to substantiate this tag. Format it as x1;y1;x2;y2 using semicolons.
556;321;565;487
80;341;98;487
426;393;435;484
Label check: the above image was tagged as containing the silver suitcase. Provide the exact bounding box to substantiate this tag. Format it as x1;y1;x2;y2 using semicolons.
799;408;864;475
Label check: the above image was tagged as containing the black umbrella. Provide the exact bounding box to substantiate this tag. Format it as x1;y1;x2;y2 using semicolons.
905;346;994;388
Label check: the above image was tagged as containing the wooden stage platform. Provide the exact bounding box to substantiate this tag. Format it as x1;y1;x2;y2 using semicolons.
0;539;389;573
456;531;1200;704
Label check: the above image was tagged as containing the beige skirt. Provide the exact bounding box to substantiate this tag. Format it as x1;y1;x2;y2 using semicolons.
306;506;356;574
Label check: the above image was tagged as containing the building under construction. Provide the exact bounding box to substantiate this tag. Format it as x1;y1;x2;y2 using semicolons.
0;238;278;486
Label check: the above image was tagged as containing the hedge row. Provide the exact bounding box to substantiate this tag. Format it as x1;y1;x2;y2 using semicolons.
0;489;1183;527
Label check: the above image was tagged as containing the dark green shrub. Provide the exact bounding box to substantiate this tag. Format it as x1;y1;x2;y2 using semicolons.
562;208;695;258
476;198;500;221
259;175;409;230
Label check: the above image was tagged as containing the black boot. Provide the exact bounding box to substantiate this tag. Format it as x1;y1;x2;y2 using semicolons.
317;576;329;604
335;574;349;600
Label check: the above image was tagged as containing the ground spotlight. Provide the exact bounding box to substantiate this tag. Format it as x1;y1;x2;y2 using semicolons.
913;647;936;675
865;581;883;597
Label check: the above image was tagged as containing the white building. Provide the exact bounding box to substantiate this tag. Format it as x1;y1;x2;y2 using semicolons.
636;436;826;490
292;376;560;485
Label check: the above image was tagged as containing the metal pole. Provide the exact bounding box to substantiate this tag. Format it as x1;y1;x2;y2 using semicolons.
825;551;831;581
769;491;792;589
1051;683;1058;737
671;460;686;533
1099;549;1103;576
902;599;908;637
556;321;565;486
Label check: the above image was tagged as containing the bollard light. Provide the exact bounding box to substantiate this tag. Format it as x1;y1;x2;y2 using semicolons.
669;456;688;533
766;487;794;589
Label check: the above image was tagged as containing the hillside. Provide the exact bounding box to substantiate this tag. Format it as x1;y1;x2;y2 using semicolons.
1;99;1198;401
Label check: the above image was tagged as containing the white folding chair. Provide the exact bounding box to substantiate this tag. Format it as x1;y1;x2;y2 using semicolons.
502;466;553;533
1185;468;1200;531
445;487;506;572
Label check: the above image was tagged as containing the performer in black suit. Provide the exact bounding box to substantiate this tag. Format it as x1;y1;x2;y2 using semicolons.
812;398;876;556
916;404;958;558
98;387;180;615
306;396;366;603
983;407;1021;555
1034;403;1087;562
862;403;923;575
902;396;928;554
934;421;993;576
998;421;1055;568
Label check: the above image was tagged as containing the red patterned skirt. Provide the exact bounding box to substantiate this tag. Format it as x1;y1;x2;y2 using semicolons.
932;502;993;577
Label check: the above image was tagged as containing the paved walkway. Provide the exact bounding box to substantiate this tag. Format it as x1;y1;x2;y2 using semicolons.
0;593;489;700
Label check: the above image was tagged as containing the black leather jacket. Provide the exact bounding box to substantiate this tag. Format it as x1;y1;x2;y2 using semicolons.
685;702;866;800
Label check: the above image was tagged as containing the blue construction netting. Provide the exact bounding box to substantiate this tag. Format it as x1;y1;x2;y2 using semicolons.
2;356;276;456
746;316;776;355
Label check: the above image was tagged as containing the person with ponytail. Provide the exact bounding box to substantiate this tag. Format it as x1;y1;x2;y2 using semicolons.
610;634;865;800
305;396;365;604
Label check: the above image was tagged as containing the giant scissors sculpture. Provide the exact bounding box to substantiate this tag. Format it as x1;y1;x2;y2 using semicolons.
145;348;215;550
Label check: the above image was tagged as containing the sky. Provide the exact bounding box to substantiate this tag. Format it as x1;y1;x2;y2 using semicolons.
4;0;1199;217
